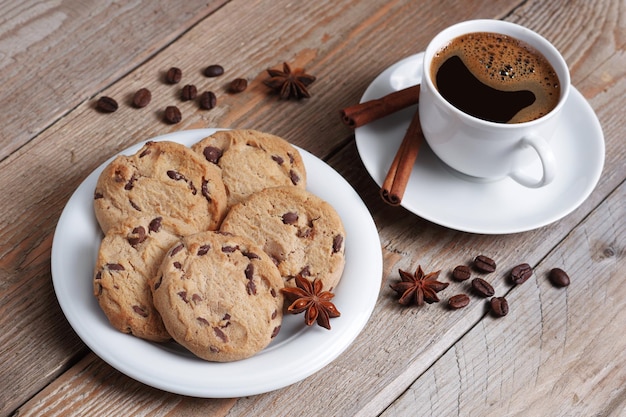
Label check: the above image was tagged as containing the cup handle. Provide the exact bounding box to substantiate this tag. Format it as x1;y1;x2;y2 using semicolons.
509;134;556;188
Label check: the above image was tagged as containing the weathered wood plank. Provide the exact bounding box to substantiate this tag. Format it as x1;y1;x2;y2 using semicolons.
0;0;228;161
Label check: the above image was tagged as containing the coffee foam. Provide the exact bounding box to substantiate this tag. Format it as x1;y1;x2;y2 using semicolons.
432;32;561;123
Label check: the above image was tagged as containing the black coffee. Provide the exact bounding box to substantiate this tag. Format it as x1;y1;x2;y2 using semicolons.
431;32;561;124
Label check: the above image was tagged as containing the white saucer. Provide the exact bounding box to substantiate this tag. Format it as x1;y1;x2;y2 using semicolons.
51;129;382;397
355;53;605;234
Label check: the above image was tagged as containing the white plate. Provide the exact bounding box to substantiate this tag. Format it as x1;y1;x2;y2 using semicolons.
51;129;382;397
355;53;605;234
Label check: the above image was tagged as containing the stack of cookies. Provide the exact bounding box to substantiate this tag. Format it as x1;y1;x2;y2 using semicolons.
92;129;346;362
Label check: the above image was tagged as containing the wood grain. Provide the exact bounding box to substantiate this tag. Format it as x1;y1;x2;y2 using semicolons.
0;0;227;161
3;0;625;416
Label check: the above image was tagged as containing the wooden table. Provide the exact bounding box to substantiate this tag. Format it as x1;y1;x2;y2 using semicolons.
2;1;624;415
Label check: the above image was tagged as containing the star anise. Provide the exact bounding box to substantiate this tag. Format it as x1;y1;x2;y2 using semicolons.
390;265;448;306
282;275;340;329
264;62;316;100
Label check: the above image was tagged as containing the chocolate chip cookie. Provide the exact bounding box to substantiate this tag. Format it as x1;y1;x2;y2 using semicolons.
219;186;346;291
191;129;306;207
152;231;284;362
93;215;194;342
94;140;227;233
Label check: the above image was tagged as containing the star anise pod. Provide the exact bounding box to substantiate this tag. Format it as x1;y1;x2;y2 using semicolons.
264;62;316;100
390;265;448;306
282;275;340;329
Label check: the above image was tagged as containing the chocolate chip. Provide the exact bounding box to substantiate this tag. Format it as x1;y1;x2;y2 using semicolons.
282;212;298;224
127;226;147;247
213;326;228;342
129;199;142;211
201;179;213;203
132;305;149;317
178;291;189;303
271;154;284;165
148;217;162;233
332;235;343;253
246;280;257;295
106;263;125;271
197;245;211;256
271;325;281;338
170;244;184;257
245;263;254;280
202;146;223;164
289;169;300;185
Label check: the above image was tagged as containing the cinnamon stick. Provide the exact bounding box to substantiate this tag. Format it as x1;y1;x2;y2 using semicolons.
340;85;420;128
380;108;423;206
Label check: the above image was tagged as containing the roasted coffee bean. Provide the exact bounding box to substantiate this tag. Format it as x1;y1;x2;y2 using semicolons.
229;78;248;93
474;255;496;273
166;67;182;84
452;265;471;281
132;88;151;108
199;91;217;110
448;294;470;309
471;277;495;297
96;96;118;113
204;64;224;77
181;84;197;101
163;106;182;124
490;297;509;317
549;268;570;287
511;263;533;285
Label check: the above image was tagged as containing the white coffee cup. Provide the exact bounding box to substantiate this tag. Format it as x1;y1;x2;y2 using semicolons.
419;20;570;188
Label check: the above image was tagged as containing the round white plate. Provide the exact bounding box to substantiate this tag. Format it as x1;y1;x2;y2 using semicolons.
355;53;605;234
51;129;382;397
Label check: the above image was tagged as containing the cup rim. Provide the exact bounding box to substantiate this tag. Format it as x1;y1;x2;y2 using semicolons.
422;19;571;128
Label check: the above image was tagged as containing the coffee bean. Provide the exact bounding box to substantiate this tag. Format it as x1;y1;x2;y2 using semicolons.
204;64;224;77
163;106;182;124
490;297;509;317
471;278;495;297
452;265;471;281
549;268;570;287
132;88;151;108
474;255;496;273
448;294;470;309
166;67;182;84
199;91;217;110
511;263;533;285
229;78;248;93
181;84;197;101
96;96;118;113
